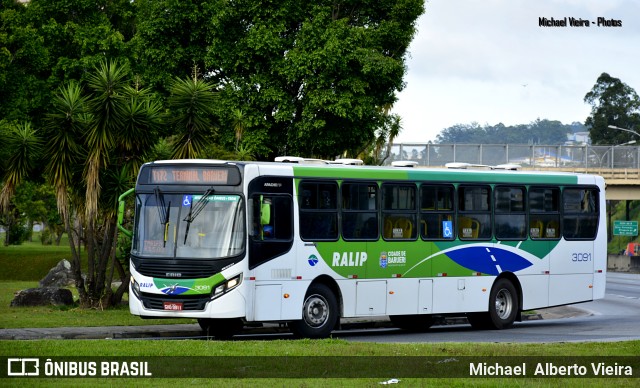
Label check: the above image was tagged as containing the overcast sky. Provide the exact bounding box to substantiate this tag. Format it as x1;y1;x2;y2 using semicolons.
392;0;640;143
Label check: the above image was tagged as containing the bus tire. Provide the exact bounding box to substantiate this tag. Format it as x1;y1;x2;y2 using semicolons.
198;318;243;339
389;314;434;332
288;283;338;339
468;278;519;330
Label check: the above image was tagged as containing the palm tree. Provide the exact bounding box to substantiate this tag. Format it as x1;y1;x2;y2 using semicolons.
42;61;163;307
0;122;43;210
167;75;218;159
84;60;129;222
0;121;43;245
378;114;401;165
44;81;88;294
232;109;247;152
116;83;163;175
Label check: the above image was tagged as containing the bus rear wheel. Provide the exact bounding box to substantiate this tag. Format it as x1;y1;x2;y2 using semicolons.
467;278;519;330
198;318;244;339
390;314;434;332
288;283;338;338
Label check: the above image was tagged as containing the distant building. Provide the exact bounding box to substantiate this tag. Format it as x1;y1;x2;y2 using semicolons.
565;131;591;145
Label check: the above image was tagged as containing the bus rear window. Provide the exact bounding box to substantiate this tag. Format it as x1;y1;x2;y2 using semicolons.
562;188;598;240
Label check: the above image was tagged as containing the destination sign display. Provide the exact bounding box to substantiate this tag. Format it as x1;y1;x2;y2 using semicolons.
140;165;241;186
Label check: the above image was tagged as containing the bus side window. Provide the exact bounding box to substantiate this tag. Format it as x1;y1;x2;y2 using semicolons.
457;185;491;240
341;182;378;240
529;187;560;240
382;183;417;240
420;185;454;240
494;186;526;240
251;195;292;240
299;181;338;241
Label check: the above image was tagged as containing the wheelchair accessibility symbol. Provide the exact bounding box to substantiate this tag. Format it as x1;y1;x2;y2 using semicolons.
442;221;453;239
182;195;192;207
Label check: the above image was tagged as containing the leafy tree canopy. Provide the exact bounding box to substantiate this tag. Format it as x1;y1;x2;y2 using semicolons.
0;0;133;125
2;0;424;159
202;0;424;158
584;72;640;145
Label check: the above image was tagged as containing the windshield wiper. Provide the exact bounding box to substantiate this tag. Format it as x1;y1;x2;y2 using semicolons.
154;187;171;247
183;188;214;244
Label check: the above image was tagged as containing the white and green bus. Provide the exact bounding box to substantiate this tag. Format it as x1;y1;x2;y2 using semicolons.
118;159;606;338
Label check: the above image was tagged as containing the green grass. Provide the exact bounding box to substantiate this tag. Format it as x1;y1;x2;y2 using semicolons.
0;281;194;328
0;235;81;281
0;235;193;328
3;338;639;357
1;235;639;386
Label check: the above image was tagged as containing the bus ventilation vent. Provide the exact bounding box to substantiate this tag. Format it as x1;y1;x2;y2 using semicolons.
271;269;292;279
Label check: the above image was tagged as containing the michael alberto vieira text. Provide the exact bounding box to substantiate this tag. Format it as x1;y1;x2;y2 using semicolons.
470;362;633;377
539;17;622;27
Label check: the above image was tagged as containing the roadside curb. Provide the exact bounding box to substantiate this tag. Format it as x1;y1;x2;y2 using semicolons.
0;305;587;340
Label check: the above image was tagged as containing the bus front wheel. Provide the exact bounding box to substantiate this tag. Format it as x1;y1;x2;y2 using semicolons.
467;278;519;330
288;283;338;338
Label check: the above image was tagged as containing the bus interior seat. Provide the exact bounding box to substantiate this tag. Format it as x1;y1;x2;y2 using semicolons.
458;217;480;239
383;218;394;238
394;218;413;239
421;219;428;237
545;220;559;238
529;219;543;238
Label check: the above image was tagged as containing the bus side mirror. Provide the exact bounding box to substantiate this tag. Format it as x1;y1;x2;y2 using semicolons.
117;188;135;238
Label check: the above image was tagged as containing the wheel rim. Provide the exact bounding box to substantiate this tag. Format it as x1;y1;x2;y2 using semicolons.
302;293;329;328
494;288;513;320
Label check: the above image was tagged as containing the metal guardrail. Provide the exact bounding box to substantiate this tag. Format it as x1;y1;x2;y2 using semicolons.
385;143;640;170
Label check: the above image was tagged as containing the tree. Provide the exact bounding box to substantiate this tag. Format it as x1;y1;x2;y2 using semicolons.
202;0;424;159
0;1;50;124
43;61;163;307
0;0;133;126
436;123;485;144
129;0;212;93
0;121;43;246
584;72;640;145
12;181;55;243
232;109;247;152
167;73;219;159
435;120;583;145
359;108;402;165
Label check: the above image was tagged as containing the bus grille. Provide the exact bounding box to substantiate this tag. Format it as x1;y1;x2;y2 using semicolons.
133;259;218;279
139;293;210;311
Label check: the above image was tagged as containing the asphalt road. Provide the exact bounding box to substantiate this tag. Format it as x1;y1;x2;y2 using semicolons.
338;272;640;343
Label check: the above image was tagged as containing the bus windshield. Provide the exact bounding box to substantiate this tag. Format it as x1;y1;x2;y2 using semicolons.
132;192;245;259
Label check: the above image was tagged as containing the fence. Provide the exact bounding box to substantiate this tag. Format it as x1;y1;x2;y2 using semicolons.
385;143;640;169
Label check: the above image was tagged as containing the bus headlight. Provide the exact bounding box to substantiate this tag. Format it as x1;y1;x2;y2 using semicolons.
212;274;242;299
131;276;140;296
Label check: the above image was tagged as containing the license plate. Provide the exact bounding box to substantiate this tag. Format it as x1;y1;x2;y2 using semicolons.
163;302;183;311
